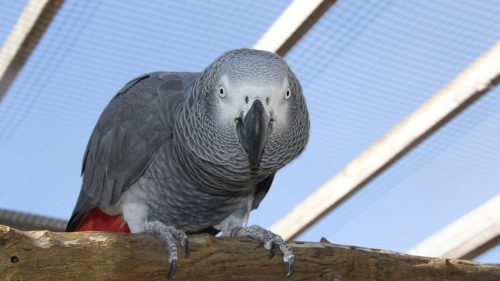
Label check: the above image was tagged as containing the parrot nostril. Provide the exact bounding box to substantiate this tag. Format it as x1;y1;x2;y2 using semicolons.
245;96;249;104
266;97;270;105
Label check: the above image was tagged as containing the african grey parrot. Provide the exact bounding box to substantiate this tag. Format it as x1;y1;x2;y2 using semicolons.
66;49;309;277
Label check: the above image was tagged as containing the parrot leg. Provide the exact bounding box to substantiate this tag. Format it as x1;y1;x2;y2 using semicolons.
230;225;295;277
143;221;190;278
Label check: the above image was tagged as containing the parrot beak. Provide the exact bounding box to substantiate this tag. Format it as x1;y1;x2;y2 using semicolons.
236;99;271;168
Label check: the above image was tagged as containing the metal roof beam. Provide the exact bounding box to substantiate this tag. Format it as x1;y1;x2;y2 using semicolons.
270;41;500;240
0;0;64;101
253;0;336;56
409;194;500;259
0;208;66;232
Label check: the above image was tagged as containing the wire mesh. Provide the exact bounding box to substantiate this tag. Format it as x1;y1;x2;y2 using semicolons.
250;0;500;262
0;0;499;262
0;0;292;218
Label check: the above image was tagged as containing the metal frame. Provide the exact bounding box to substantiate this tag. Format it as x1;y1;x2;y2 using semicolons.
0;0;64;101
0;208;66;232
253;0;336;56
270;41;500;241
409;194;500;259
0;0;335;100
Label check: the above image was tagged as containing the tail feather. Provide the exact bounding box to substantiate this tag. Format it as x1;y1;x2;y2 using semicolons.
66;208;130;233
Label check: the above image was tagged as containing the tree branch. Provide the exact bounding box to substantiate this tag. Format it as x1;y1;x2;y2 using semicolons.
1;225;499;281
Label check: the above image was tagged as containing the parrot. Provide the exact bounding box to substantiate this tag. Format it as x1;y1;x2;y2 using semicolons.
66;48;310;277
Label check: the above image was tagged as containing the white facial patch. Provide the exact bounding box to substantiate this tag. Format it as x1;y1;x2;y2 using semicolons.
216;75;290;129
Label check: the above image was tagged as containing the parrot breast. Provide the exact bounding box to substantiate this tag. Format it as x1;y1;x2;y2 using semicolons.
73;208;130;232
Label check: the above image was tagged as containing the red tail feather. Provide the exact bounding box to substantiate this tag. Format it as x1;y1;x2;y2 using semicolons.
74;208;130;233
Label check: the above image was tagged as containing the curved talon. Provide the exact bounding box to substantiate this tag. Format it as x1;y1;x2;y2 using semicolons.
230;225;295;277
286;256;295;277
183;238;190;257
166;259;177;278
268;241;276;259
143;222;189;278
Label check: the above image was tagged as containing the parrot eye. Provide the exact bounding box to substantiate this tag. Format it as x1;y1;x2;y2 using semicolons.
284;88;291;100
218;85;226;99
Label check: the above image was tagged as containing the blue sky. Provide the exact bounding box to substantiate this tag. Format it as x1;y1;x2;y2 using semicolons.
0;0;499;262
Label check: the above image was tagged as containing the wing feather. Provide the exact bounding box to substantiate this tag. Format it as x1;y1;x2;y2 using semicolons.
252;173;276;210
67;72;197;231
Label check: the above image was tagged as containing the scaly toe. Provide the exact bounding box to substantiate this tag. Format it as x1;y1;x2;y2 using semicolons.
230;225;296;277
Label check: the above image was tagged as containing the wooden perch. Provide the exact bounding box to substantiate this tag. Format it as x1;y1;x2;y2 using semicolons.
1;225;499;281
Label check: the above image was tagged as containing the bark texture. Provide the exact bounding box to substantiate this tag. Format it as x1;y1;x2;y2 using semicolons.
1;225;499;281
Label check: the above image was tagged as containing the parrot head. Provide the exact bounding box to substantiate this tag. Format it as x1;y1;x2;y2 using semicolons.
186;49;309;173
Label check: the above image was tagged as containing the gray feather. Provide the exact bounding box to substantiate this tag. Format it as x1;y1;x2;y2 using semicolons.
252;173;275;210
67;72;197;231
67;49;309;234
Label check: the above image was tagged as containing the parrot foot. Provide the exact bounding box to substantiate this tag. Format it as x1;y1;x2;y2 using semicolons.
144;221;190;278
231;225;295;277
